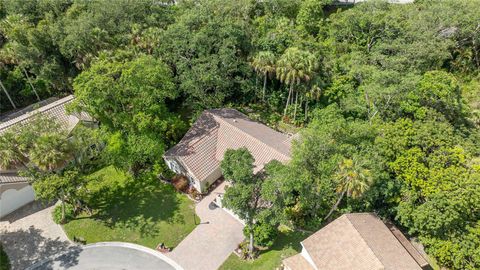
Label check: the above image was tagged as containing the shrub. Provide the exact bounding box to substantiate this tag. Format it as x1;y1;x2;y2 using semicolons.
244;222;278;248
52;203;75;224
188;187;201;199
0;244;10;270
172;175;189;192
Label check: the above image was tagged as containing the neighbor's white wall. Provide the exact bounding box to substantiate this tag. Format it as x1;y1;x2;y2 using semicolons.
0;184;35;218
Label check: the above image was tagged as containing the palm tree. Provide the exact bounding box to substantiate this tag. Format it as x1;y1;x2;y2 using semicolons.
251;51;276;102
29;133;72;172
325;158;373;221
276;47;316;122
0;79;17;109
21;66;41;101
0;132;26;169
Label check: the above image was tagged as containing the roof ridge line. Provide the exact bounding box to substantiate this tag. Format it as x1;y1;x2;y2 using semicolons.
164;113;221;157
212;114;291;161
345;214;386;269
0;95;75;131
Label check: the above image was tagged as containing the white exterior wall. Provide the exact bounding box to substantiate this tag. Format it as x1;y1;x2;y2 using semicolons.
199;167;222;193
164;157;204;192
301;243;318;270
0;184;35;218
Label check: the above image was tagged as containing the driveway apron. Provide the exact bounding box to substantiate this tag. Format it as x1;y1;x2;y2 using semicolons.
167;182;244;270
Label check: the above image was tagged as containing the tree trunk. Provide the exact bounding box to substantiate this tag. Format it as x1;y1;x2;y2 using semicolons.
305;101;308;122
254;75;258;104
61;200;66;224
22;67;40;101
0;79;16;109
249;230;254;259
293;91;298;122
284;84;293;118
262;74;267;102
325;190;346;221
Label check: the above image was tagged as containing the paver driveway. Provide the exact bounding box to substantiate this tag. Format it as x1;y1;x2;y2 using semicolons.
167;182;244;270
0;202;74;269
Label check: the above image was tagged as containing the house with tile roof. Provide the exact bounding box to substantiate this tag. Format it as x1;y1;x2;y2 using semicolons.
163;108;294;193
0;95;93;218
283;213;431;270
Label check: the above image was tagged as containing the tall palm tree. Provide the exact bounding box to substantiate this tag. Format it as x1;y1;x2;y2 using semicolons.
21;66;40;101
251;51;276;102
325;158;373;221
276;47;316;122
0;79;17;109
1;44;41;101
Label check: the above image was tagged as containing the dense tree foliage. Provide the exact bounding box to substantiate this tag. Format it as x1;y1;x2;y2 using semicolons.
1;0;480;268
221;148;274;259
73;53;186;175
0;116;97;222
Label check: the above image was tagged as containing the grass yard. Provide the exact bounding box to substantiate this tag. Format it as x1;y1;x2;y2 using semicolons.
63;166;197;249
219;230;309;270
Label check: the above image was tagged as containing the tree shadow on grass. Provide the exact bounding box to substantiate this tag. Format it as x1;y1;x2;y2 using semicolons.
257;231;308;256
0;226;81;270
83;171;185;238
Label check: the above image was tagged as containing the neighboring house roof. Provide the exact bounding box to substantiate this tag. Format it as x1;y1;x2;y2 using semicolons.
164;108;293;182
288;213;427;270
0;95;91;135
283;253;315;270
0;95;91;184
0;172;29;184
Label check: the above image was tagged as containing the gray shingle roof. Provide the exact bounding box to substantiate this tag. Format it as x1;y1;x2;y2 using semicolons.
164;108;293;182
0;172;29;184
298;213;424;270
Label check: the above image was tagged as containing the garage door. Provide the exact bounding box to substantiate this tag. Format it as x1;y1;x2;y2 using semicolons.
0;185;35;218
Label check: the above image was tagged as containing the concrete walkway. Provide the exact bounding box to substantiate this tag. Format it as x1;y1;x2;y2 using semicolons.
0;202;74;270
167;182;244;270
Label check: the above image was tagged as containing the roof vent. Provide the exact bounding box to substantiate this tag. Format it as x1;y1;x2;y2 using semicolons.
233;119;238;123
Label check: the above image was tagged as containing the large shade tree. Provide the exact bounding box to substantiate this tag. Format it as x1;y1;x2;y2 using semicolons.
73;53;186;175
221;147;267;259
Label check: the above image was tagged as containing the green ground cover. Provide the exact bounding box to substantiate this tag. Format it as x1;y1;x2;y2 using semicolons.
62;166;197;248
0;244;10;270
219;231;309;270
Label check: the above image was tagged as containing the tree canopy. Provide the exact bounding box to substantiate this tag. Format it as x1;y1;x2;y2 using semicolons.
1;0;480;268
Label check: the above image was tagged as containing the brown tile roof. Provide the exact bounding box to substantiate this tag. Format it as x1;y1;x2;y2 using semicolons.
164;109;293;182
299;213;424;270
283;253;315;270
0;95;90;135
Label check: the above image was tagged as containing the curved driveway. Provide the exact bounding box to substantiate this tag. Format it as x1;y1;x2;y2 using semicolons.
28;242;182;270
166;182;245;270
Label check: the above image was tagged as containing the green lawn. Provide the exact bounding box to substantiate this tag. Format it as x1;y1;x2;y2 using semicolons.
219;230;309;270
0;244;10;270
63;166;197;249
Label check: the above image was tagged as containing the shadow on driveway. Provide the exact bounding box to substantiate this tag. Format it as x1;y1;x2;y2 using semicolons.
1;226;80;270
